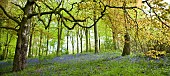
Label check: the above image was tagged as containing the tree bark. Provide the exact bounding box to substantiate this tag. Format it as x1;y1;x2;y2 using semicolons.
57;24;63;56
93;0;99;53
112;31;117;50
39;31;42;56
46;28;49;56
66;31;69;54
99;35;100;50
77;27;79;53
85;28;88;52
89;31;91;52
13;1;34;71
13;29;22;71
71;32;74;54
80;29;83;53
122;33;130;56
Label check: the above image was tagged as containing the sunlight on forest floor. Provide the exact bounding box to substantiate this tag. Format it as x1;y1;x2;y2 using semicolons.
1;52;170;76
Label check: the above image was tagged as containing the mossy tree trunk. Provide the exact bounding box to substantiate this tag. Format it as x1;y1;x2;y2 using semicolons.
122;33;130;56
12;1;35;72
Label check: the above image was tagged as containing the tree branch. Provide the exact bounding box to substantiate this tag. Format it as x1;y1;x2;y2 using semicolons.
11;2;24;10
106;5;137;9
0;5;20;24
60;8;86;22
0;26;18;31
45;13;53;29
69;2;77;11
145;1;170;28
42;2;53;10
61;1;107;30
28;11;54;19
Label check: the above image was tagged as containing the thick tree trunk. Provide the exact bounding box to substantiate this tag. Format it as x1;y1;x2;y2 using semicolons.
20;23;29;70
94;19;99;53
93;0;99;53
122;33;130;56
13;20;30;71
13;1;34;72
13;29;22;71
13;23;29;71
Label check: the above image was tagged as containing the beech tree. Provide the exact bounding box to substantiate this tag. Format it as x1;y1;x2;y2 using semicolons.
0;0;107;71
0;0;87;72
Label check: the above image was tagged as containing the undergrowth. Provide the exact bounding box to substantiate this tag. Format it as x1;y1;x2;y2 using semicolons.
1;52;170;76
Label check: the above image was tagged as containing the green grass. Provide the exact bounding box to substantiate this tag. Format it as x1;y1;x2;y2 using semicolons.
1;52;170;76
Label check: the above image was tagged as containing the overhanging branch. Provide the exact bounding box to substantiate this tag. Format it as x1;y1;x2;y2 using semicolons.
106;5;137;9
11;2;24;10
0;5;20;24
0;26;18;31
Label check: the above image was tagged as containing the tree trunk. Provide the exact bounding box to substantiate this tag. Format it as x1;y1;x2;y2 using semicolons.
46;28;49;56
85;28;88;52
77;27;79;53
13;21;29;72
122;33;130;56
93;0;99;53
13;21;30;71
80;29;83;53
4;33;13;60
2;32;8;60
93;18;99;53
66;31;69;54
13;1;34;71
28;30;33;57
13;30;22;71
39;31;42;56
112;31;117;50
89;31;91;52
57;24;63;56
0;25;2;57
28;22;34;58
71;32;74;54
99;35;100;50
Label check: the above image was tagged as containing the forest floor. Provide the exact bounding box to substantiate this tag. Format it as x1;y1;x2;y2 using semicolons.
0;52;170;76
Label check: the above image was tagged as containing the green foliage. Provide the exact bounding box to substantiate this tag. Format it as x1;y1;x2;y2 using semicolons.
2;52;170;76
145;50;166;59
100;39;115;51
